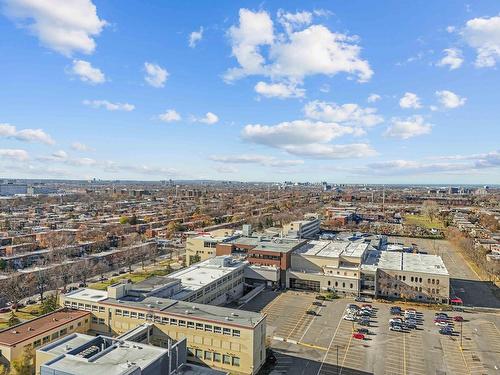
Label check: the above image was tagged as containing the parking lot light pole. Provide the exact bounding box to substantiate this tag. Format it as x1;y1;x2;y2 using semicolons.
336;345;339;375
460;320;463;349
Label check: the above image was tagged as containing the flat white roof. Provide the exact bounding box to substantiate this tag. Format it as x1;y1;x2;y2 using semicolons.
294;240;367;259
169;257;245;298
65;288;108;302
361;251;449;275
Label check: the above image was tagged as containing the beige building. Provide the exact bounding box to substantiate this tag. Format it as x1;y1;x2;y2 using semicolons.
283;214;321;239
60;286;266;375
186;234;234;266
0;309;90;368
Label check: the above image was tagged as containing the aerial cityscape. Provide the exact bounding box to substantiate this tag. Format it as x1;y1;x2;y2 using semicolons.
0;1;499;375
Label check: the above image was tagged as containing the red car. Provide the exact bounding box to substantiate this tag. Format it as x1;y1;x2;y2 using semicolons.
362;304;372;309
453;316;464;322
352;333;365;340
434;318;448;323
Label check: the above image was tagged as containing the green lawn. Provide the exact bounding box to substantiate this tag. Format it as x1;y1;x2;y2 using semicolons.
89;268;171;290
403;214;444;229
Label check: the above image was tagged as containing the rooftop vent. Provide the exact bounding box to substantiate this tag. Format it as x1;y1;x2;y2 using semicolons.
27;327;34;331
192;306;197;310
11;330;18;334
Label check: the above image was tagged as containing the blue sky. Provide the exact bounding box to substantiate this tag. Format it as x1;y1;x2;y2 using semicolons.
0;0;499;183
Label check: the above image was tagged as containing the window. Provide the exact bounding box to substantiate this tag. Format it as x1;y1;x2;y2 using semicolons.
179;320;186;327
123;310;129;317
214;326;222;334
223;328;231;336
204;351;212;360
51;332;59;340
214;353;221;362
432;279;435;285
195;349;203;358
328;280;331;286
98;318;105;324
205;325;213;332
131;312;138;319
419;278;422;283
187;321;195;329
411;276;414;282
69;325;74;330
42;336;50;344
99;306;105;313
196;323;204;330
170;319;178;326
162;317;169;324
350;283;353;289
335;281;338;287
342;282;345;288
223;355;231;365
33;340;41;348
138;313;145;319
232;357;240;367
60;328;67;335
402;276;406;281
232;329;240;337
77;322;81;327
116;309;122;316
436;279;440;285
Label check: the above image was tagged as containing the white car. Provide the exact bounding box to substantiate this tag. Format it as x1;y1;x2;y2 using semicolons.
344;315;356;321
390;325;403;332
405;319;417;325
435;321;450;327
389;318;403;324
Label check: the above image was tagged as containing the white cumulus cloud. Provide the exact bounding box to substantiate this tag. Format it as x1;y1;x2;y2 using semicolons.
367;94;381;103
254;81;305;98
210;154;304;167
189;27;203;48
462;15;500;67
0;123;55;145
144;62;168;88
399;92;422;109
0;149;29;161
159;109;181;122
435;90;466;109
83;100;135;111
3;0;106;56
71;59;105;84
225;8;372;87
384;115;432;139
277;9;312;34
71;142;91;152
196;112;219;125
437;48;464;70
304;101;383;128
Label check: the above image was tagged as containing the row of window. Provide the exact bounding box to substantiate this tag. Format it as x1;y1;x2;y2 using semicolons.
65;301;105;313
113;309;241;337
328;280;355;289
189;348;240;367
29;320;85;349
394;275;440;285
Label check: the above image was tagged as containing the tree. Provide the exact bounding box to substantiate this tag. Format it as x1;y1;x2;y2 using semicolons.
41;294;58;315
422;200;439;223
3;276;26;311
29;268;54;303
10;346;35;375
8;311;20;327
119;216;130;225
0;258;7;271
93;260;110;281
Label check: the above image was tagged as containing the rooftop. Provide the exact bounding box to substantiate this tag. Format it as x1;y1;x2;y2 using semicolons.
361;250;449;275
65;288;109;302
102;296;263;328
0;309;90;346
294;240;368;259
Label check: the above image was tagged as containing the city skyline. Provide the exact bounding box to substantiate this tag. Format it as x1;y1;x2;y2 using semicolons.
1;1;499;183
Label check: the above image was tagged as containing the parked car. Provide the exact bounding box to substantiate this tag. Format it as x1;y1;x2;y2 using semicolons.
344;315;356;321
390;318;403;324
312;301;323;307
111;272;119;277
315;295;326;301
435;312;448;318
359;318;370;326
390;306;402;315
306;310;317;316
453;316;464;322
352;333;365;340
435;321;450;327
118;269;126;274
0;307;11;313
357;328;369;335
390;325;403;332
348;304;360;310
355;296;365;302
439;327;453;335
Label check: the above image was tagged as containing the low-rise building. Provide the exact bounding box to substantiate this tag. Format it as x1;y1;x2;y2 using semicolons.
36;330;228;375
0;309;90;368
282;214;321;239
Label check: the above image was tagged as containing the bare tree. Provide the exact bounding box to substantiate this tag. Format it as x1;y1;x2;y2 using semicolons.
422;200;439;223
3;276;26;311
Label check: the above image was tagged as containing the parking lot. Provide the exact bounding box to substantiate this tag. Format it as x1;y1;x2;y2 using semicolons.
248;291;500;375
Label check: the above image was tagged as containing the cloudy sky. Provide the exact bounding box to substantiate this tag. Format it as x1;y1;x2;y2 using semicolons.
0;0;499;183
